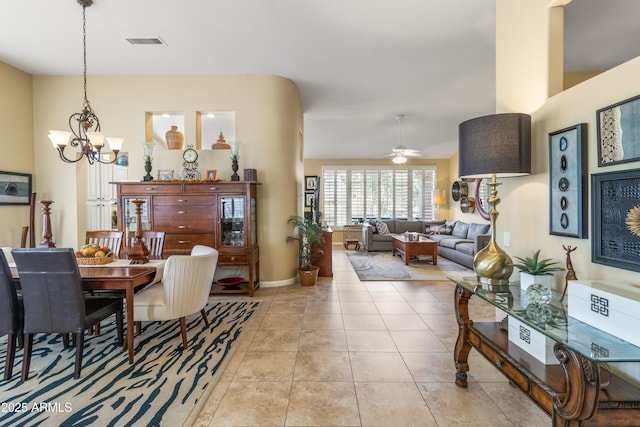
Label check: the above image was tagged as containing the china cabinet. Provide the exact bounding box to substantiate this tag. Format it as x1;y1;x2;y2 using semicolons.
114;181;259;295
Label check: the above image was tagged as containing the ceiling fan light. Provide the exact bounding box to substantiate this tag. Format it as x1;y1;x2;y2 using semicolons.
392;154;407;164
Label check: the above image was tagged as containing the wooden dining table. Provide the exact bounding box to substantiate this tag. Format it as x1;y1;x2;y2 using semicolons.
11;263;159;364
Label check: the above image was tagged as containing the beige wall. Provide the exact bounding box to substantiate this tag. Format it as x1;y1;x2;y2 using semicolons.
497;1;640;383
29;74;302;284
0;62;34;247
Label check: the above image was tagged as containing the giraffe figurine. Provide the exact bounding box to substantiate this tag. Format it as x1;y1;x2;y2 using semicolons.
561;245;577;301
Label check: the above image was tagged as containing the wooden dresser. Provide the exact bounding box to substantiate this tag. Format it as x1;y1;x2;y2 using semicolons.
114;181;260;296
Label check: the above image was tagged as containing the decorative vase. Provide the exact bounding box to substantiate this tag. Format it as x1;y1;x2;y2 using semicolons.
165;126;184;150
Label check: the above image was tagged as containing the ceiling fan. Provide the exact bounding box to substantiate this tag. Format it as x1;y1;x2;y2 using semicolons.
388;115;421;164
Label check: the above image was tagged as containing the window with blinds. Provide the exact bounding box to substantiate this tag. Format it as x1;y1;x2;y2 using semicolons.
322;166;437;227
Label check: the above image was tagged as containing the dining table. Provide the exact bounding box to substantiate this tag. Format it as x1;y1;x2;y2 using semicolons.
11;259;164;364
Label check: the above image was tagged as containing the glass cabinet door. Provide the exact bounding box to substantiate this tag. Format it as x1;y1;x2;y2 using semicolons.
220;196;245;246
123;197;150;234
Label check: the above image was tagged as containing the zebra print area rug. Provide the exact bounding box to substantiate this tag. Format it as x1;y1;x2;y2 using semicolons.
0;300;259;426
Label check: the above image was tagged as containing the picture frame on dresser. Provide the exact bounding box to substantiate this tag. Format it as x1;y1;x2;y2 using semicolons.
157;170;174;181
597;94;640;166
548;123;587;238
591;168;640;272
0;171;32;205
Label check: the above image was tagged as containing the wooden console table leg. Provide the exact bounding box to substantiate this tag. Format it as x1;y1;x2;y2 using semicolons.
454;284;473;388
552;344;600;426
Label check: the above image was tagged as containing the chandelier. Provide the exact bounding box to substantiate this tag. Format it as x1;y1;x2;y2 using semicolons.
48;0;123;165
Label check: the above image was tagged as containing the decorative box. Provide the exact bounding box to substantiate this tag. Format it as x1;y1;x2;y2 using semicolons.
508;316;559;364
567;280;640;347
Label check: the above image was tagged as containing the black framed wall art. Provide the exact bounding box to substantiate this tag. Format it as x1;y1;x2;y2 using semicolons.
305;175;318;191
0;171;32;205
592;168;640;273
549;124;587;238
597;94;640;166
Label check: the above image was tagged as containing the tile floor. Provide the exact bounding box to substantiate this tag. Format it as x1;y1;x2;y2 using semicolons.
195;247;550;427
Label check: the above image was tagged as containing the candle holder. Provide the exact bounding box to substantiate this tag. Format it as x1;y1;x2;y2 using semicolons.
142;142;155;181
39;200;56;248
230;141;241;181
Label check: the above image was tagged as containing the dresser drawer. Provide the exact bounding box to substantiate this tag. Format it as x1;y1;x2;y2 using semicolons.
219;254;249;264
119;183;182;195
154;219;215;233
164;233;216;249
153;205;214;220
183;183;225;194
153;195;214;206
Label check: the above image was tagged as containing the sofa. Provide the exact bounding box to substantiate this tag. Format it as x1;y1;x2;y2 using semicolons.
361;219;491;269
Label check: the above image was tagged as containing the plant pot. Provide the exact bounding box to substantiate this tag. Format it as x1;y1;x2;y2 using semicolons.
520;272;554;292
298;267;319;286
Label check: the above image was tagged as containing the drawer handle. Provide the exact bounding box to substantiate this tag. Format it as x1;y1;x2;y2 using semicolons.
145;187;155;191
177;210;189;214
178;240;191;244
177;199;188;202
230;256;236;261
177;225;190;229
208;187;219;190
495;359;502;367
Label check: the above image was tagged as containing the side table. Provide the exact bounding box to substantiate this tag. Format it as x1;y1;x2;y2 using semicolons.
342;224;362;250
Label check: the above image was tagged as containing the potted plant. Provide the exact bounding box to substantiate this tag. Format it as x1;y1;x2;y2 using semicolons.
287;215;326;286
512;249;564;291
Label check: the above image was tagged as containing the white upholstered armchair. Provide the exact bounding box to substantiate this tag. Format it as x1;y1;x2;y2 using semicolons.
133;245;218;349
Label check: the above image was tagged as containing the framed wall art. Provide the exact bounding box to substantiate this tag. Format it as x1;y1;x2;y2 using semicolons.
304;191;315;208
591;168;640;272
549;124;587;238
305;175;318;191
597;94;640;166
0;171;32;205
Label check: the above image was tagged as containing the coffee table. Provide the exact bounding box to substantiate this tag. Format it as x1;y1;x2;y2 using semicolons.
391;234;438;265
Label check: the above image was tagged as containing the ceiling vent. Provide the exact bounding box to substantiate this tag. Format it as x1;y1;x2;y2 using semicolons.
126;37;166;45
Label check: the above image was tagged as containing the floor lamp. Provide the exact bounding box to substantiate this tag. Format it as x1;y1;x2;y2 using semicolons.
458;113;531;289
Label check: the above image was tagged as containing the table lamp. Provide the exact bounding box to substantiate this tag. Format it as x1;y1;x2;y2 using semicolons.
458;113;531;289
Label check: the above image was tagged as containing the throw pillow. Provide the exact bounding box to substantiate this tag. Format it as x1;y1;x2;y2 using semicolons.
375;220;390;235
365;221;378;234
430;224;453;235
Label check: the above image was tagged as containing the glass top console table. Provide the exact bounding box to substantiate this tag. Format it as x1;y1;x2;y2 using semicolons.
449;276;640;427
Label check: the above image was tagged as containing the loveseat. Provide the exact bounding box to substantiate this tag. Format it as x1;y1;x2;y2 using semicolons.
361;219;490;269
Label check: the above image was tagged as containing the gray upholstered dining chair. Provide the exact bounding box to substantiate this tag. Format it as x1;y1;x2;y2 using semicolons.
11;248;124;380
0;248;23;380
133;245;218;349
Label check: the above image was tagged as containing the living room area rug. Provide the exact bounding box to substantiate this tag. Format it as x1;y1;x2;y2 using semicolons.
0;299;259;427
346;251;472;281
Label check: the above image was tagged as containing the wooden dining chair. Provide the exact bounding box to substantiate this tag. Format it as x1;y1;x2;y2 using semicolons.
11;248;124;380
0;248;23;380
127;230;165;259
133;245;218;349
85;230;124;258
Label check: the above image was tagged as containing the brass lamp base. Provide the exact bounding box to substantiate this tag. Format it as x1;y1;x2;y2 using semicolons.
472;174;513;292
